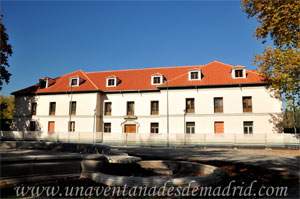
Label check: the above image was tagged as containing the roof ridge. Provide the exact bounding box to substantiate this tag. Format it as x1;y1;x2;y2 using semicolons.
85;64;204;74
80;70;99;90
207;60;235;69
58;70;82;78
85;61;238;74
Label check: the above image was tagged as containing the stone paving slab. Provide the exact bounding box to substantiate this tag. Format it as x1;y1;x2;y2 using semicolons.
114;147;300;178
104;155;142;163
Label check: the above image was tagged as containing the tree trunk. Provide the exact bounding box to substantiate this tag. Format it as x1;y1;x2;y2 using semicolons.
293;97;297;134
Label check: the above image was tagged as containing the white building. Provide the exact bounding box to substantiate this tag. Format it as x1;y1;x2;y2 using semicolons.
12;61;282;136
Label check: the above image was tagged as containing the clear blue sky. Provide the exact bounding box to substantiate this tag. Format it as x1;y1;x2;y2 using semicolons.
1;0;270;96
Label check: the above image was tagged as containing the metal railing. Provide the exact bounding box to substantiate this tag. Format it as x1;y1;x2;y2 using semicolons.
1;131;299;149
103;132;300;149
0;131;103;144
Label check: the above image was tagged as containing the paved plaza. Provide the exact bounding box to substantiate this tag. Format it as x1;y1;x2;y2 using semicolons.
115;147;300;178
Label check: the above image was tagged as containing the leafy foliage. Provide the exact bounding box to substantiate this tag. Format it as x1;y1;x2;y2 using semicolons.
241;0;300;49
242;0;300;131
0;15;13;90
254;47;300;107
284;108;300;128
0;95;14;119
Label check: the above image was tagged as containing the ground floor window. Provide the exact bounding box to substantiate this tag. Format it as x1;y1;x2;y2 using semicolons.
150;123;159;133
29;121;36;131
48;121;55;133
214;121;224;134
104;123;111;133
68;121;75;132
186;122;195;134
244;121;253;134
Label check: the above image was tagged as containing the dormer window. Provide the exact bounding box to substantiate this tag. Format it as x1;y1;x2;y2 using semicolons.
153;77;161;84
189;70;201;81
151;75;163;85
232;68;246;79
39;77;55;89
39;79;48;89
70;77;79;87
106;77;117;87
235;70;243;77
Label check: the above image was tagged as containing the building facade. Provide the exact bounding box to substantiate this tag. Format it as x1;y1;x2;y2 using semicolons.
12;61;282;135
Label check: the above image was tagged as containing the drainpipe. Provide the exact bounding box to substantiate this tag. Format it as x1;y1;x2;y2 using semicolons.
68;85;73;143
166;72;170;148
184;109;186;146
125;125;128;147
93;108;96;145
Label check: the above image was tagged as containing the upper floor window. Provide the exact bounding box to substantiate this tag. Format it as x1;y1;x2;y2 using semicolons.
49;102;56;115
69;121;75;132
232;68;246;79
186;122;195;134
214;97;223;113
151;75;163;85
188;70;201;81
106;77;117;87
31;103;37;115
69;101;76;115
186;98;195;113
70;77;79;87
151;101;159;115
127;101;135;115
105;102;112;115
244;121;253;134
243;97;252;112
104;123;111;133
150;123;159;133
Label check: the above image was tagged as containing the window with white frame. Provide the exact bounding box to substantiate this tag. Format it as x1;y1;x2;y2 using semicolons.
151;75;163;85
188;70;201;80
150;123;159;133
186;122;195;134
232;69;246;79
104;123;111;133
106;77;117;87
69;77;79;87
244;121;253;134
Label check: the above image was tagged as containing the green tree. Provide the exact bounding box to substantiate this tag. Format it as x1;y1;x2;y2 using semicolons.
284;108;300;129
0;15;13;90
0;94;14;119
242;0;300;133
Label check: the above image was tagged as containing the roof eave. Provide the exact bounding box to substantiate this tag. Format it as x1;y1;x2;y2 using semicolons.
12;89;101;96
157;82;267;89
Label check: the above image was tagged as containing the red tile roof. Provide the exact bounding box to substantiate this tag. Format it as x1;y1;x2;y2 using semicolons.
12;61;265;95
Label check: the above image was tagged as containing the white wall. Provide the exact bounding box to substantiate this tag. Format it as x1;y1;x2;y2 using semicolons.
13;93;99;132
13;86;282;135
102;86;282;134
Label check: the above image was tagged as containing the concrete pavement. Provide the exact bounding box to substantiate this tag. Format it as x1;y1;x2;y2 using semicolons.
114;147;300;178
